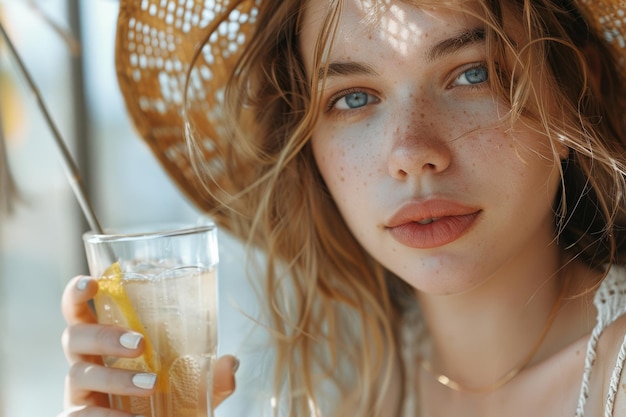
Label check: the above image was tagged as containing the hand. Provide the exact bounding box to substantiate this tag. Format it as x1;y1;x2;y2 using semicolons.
58;275;238;416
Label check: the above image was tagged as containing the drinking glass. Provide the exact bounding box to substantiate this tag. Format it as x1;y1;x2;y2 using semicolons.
83;222;219;417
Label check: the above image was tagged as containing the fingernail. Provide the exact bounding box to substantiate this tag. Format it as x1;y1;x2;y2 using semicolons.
76;276;92;291
119;331;143;349
132;373;156;389
232;358;240;374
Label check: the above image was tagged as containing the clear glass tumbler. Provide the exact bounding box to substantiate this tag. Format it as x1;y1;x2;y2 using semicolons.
83;223;219;417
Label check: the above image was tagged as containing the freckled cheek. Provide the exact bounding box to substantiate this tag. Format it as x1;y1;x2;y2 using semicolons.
473;130;561;198
312;133;379;191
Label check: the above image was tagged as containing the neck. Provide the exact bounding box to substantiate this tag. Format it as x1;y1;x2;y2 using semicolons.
416;245;567;390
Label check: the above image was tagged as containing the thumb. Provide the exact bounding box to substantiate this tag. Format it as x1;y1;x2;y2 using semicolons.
212;355;239;409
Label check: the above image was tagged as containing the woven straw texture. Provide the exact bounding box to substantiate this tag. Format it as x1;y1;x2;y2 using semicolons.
116;0;260;212
577;0;626;70
115;0;626;213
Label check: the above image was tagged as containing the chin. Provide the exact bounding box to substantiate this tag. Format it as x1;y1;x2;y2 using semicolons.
389;258;486;296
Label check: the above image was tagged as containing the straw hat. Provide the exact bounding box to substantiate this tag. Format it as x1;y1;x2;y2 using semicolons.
114;0;626;214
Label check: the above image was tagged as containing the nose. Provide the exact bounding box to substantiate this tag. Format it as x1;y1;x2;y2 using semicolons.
387;118;453;179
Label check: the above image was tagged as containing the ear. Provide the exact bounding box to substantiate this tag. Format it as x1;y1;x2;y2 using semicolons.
556;135;570;161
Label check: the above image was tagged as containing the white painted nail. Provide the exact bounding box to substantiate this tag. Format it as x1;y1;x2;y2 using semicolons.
119;332;143;349
132;373;156;389
76;277;91;291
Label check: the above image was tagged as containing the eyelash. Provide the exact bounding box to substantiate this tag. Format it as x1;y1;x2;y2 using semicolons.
323;62;493;114
449;62;491;90
325;87;377;113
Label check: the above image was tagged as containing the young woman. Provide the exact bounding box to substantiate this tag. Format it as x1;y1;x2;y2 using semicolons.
59;0;626;416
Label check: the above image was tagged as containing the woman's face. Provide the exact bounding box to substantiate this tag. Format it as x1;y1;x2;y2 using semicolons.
301;0;565;295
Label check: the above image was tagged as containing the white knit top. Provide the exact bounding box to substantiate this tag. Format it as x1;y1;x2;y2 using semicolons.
575;266;626;417
401;266;626;417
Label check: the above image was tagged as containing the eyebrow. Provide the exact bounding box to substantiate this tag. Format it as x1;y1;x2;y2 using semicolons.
426;27;486;63
319;26;486;80
319;61;378;80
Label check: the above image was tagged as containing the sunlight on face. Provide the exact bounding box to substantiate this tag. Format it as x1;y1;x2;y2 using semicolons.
377;2;422;55
299;0;564;295
326;0;425;59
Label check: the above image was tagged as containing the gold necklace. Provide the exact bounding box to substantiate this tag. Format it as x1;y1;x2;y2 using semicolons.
416;280;567;394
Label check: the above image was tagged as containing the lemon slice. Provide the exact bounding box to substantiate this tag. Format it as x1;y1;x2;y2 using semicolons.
94;262;158;375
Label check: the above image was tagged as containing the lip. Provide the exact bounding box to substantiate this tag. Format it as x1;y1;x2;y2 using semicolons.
385;199;481;249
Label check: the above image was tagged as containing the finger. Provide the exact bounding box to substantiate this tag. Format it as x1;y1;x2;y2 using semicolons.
62;324;145;365
212;355;239;408
65;361;156;407
61;276;98;325
57;404;136;417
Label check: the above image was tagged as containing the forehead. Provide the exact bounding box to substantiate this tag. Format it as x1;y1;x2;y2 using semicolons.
299;0;489;67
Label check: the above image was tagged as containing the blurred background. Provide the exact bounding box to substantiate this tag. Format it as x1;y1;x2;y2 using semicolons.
0;1;267;416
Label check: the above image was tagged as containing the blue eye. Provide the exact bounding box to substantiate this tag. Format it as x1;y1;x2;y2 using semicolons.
334;91;378;110
455;65;489;86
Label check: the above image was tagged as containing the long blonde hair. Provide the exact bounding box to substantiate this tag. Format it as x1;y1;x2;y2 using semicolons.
188;0;626;415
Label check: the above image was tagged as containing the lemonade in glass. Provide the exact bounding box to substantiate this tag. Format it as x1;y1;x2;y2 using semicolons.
84;223;218;417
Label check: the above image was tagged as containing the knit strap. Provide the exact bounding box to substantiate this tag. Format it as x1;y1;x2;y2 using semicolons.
605;335;626;417
575;267;626;417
